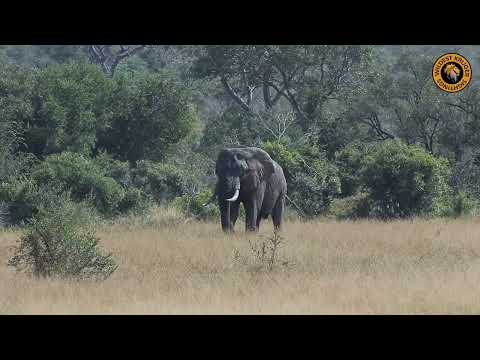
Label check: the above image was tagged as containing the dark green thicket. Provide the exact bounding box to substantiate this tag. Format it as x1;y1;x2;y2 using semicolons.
1;45;480;226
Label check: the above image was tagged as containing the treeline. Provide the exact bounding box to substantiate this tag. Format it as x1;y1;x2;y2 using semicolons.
1;45;480;226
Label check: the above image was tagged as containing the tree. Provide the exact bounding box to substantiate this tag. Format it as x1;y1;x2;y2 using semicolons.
192;45;372;132
0;63;36;181
25;62;113;157
88;45;147;77
96;72;198;163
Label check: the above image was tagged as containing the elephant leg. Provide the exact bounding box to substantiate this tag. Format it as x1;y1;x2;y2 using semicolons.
256;214;262;230
219;201;232;232
245;189;265;232
229;201;240;230
245;200;258;232
272;195;285;232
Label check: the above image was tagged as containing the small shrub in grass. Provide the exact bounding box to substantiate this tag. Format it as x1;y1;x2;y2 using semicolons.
8;197;117;281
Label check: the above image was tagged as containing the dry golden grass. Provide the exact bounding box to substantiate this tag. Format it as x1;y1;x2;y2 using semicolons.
2;207;480;314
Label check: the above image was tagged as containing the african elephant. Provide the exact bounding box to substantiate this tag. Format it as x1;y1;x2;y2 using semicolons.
205;147;287;233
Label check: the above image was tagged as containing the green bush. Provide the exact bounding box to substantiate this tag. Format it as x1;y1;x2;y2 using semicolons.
27;61;113;157
0;177;101;226
175;189;220;221
361;139;452;219
31;152;127;217
262;140;341;217
118;187;150;215
96;72;198;163
328;192;372;220
0;178;56;225
93;151;131;186
131;160;198;203
8;197;116;280
335;142;374;197
261;140;304;184
449;191;478;217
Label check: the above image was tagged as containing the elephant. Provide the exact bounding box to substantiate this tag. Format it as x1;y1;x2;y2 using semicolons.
204;146;287;233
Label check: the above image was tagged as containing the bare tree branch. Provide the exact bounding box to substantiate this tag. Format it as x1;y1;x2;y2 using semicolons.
88;45;147;77
220;77;254;115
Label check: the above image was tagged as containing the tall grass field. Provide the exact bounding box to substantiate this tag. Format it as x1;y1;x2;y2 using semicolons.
2;206;480;314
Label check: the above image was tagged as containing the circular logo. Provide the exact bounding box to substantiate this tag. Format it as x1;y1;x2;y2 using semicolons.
432;53;472;93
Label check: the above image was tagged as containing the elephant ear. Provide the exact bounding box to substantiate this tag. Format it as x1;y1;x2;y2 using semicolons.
242;147;275;179
215;149;231;175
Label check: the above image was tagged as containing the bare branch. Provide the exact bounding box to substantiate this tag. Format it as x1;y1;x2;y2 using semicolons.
221;77;254;115
88;45;147;77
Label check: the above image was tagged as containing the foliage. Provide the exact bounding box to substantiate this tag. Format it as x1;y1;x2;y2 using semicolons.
328;192;372;220
92;151;132;186
30;152;136;217
131;160;198;203
27;61;112;157
96;72;198;163
335;142;375;198
0;178;71;226
8;196;117;280
0;63;37;182
3;46;480;223
289;159;341;217
175;189;220;221
262;140;341;217
200;107;263;149
361;139;452;219
449;191;478;218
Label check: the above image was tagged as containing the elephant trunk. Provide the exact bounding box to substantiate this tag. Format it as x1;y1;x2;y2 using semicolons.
218;176;240;232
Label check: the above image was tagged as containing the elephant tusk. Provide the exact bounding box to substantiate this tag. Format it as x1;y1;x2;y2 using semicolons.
226;189;240;202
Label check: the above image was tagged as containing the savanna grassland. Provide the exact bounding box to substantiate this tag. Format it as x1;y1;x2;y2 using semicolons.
2;208;480;314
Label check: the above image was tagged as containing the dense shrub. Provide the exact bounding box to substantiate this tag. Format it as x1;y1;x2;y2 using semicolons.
449;191;478;217
96;72;198;163
27;62;112;157
335;142;374;197
0;178;55;225
261;141;303;184
328;192;372;220
118;187;150;215
262;140;341;217
289;158;341;217
0;177;104;226
175;189;220;221
131;160;199;203
8;196;116;280
360;139;452;219
31;152;127;216
93;151;132;186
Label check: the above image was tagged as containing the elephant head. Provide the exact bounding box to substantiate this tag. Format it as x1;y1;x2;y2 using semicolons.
213;147;276;231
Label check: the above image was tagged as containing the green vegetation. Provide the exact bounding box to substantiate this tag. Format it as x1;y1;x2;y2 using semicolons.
8;196;116;280
1;44;480;230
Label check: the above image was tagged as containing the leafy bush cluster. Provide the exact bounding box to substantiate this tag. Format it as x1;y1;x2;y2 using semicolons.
262;140;341;217
8;196;116;281
131;160;195;203
174;189;220;221
332;140;453;219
